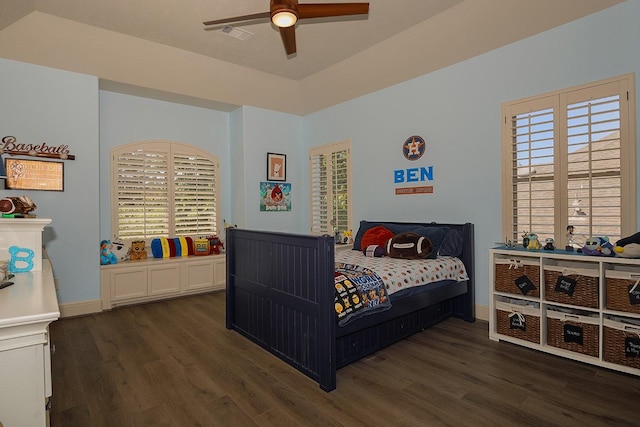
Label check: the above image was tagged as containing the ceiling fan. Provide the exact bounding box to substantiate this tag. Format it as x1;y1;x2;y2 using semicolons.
203;0;370;55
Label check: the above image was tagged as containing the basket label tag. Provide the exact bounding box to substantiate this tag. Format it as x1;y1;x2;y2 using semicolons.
627;284;640;305
563;324;583;345
625;337;640;357
555;275;577;297
515;275;536;295
509;312;526;331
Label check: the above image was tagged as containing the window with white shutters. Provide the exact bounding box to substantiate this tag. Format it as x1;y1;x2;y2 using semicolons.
309;140;352;236
502;74;635;247
112;141;219;241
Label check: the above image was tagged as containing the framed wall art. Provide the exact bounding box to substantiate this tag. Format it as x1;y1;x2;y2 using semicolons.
4;158;64;191
267;152;286;182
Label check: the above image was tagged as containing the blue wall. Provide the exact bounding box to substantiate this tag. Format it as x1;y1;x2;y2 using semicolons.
98;91;232;241
1;0;639;310
304;0;640;306
0;58;99;303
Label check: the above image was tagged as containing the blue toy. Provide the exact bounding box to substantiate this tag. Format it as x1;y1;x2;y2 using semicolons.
582;236;614;256
100;239;118;265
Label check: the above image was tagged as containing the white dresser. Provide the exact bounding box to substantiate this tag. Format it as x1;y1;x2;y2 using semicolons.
0;218;58;427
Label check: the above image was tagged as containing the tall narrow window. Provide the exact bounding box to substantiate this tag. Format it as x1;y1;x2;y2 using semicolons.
502;74;635;246
112;141;219;241
309;140;352;235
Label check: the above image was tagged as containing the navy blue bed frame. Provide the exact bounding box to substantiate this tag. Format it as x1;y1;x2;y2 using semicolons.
225;222;475;391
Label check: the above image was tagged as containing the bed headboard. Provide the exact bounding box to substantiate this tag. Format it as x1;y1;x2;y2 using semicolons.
353;221;474;320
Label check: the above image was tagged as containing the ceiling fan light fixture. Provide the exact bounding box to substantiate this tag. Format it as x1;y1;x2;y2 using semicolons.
271;10;297;27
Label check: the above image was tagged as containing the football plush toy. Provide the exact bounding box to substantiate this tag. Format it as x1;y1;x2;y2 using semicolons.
386;232;433;259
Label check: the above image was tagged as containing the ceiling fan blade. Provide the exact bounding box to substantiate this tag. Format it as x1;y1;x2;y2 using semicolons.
297;3;369;19
279;26;297;55
203;11;270;26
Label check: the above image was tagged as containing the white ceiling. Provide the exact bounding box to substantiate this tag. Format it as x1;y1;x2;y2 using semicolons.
0;0;625;114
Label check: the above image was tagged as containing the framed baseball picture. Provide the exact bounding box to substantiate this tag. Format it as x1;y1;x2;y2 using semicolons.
4;158;64;191
267;152;286;182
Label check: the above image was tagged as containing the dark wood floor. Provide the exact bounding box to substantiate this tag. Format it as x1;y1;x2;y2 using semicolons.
50;291;640;426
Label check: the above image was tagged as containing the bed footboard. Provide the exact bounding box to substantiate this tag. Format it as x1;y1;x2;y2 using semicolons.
226;228;338;391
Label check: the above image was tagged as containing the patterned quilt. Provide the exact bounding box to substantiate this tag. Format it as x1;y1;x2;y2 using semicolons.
335;250;469;296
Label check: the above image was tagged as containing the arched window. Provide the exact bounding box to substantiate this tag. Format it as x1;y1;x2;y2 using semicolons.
111;141;219;240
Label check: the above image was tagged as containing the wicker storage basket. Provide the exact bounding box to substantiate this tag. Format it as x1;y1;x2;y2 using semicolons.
494;258;540;297
546;310;599;357
544;265;599;308
603;318;640;369
605;270;640;314
495;300;540;343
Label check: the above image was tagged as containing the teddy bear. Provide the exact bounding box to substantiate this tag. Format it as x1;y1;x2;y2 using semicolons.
129;240;148;261
613;231;640;258
100;240;118;265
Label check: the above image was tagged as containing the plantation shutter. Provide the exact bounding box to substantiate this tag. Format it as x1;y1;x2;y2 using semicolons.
508;101;556;243
310;152;329;233
565;83;622;242
331;149;350;233
173;151;218;236
115;148;170;239
503;74;635;246
309;141;352;235
112;142;220;240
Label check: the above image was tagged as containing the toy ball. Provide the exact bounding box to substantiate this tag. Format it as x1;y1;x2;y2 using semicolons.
0;198;15;214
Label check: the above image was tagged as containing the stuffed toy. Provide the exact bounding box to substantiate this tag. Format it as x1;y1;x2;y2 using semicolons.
363;245;386;257
386;232;433;259
206;235;224;255
582;236;614;256
111;238;130;262
543;237;555;251
361;226;394;249
526;233;541;251
613;231;640;258
130;240;148;261
100;240;118;265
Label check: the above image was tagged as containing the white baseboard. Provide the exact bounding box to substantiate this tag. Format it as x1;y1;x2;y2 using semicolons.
475;304;488;322
59;299;102;318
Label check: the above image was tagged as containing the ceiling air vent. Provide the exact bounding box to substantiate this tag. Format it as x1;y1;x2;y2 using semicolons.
220;25;253;41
